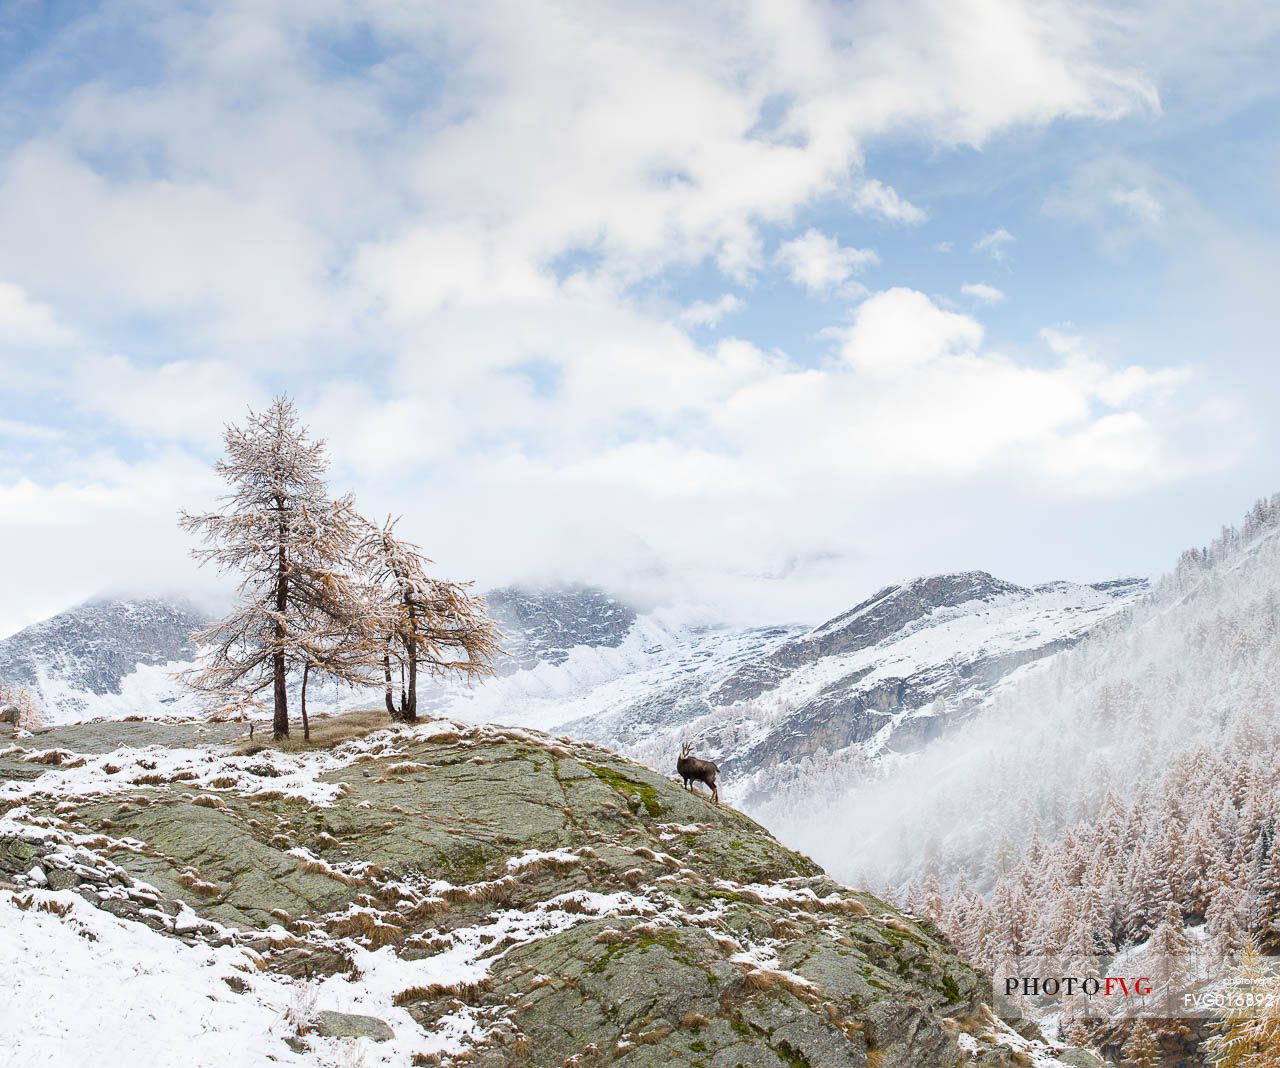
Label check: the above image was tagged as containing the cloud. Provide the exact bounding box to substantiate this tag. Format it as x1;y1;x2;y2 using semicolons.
70;355;267;445
1042;156;1177;250
775;229;877;294
973;227;1015;261
0;281;76;347
0;0;1231;632
679;294;744;328
1110;185;1164;224
851;179;926;224
837;288;983;374
960;282;1006;304
0;419;62;442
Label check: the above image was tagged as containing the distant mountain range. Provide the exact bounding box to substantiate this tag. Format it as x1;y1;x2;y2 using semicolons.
0;584;639;725
0;573;1147;798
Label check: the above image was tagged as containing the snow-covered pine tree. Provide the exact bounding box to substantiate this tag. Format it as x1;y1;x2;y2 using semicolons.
355;517;498;721
180;396;368;739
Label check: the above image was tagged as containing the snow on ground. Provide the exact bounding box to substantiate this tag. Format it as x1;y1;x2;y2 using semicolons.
435;613;795;733
0;719;468;812
0;888;307;1068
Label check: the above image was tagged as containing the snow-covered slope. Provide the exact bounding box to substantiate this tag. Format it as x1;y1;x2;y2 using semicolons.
0;597;210;724
559;572;1145;807
3;575;1145;803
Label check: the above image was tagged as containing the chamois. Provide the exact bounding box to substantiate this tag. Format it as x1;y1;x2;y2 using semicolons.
677;742;719;804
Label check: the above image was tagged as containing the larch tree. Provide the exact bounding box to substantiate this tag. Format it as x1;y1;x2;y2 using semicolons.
0;682;42;731
1203;940;1280;1066
1120;1020;1164;1068
180;396;369;739
355;517;499;721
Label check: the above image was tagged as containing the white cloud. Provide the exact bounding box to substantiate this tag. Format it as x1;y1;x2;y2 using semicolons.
837;288;983;374
0;419;62;442
1042;156;1177;249
960;282;1006;304
0;0;1234;630
775;229;877;294
72;355;266;445
973;227;1015;261
1110;185;1164;224
851;179;926;224
679;293;744;328
0;281;75;347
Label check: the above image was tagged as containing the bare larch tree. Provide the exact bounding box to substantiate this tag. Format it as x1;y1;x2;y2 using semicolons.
180;396;369;739
356;517;499;721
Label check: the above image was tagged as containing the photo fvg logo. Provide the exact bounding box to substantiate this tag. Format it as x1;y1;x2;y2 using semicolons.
993;952;1280;1021
1003;976;1152;998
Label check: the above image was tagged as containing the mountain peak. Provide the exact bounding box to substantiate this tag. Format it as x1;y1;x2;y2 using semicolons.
0;596;210;717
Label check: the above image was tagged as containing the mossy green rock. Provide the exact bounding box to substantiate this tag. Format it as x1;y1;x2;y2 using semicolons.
2;717;1074;1066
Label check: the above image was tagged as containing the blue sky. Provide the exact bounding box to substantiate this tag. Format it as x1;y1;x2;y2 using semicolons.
2;1;1279;636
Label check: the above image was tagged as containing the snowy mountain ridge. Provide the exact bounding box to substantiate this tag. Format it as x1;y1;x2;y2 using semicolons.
561;570;1147;808
0;597;209;722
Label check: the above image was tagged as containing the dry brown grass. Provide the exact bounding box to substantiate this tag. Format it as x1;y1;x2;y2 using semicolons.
190;795;226;810
594;928;629;945
175;869;221;897
440;876;518;906
740;966;823;1013
22;750;85;767
402;897;450;923
12;895;74;917
327;909;405;947
235;710;396;754
393;978;491;1006
385;761;430;775
294;855;361;887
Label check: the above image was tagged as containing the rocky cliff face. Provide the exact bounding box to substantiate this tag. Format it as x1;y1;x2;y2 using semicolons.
0;717;1089;1066
485;584;637;673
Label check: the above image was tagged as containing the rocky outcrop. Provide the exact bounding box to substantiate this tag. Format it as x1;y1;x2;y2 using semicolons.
0;716;1081;1066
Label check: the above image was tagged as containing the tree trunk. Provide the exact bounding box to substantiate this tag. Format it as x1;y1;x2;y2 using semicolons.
383;647;395;717
404;601;419;722
273;512;289;740
301;664;311;742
